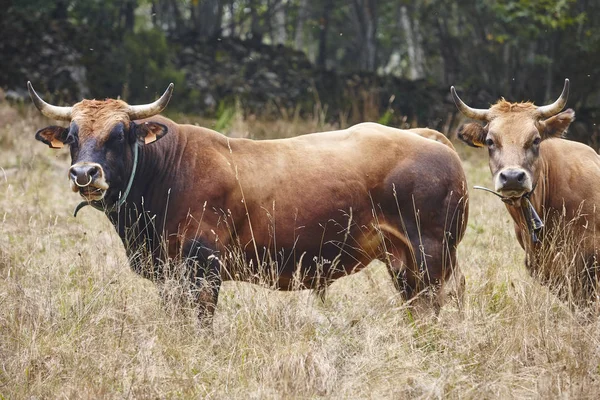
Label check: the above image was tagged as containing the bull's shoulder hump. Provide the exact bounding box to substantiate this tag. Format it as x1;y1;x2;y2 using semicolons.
406;128;456;151
348;122;453;146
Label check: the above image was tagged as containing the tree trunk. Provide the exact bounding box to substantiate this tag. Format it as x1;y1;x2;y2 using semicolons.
52;0;69;20
228;0;236;37
544;34;557;103
294;0;309;50
151;1;157;27
272;0;287;45
502;43;511;96
249;0;263;43
169;0;185;35
123;0;136;33
399;5;425;80
317;0;334;69
194;0;223;39
352;0;377;71
265;0;275;43
364;0;377;71
434;13;459;86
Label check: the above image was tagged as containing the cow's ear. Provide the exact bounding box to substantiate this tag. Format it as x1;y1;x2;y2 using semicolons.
540;108;575;139
457;123;487;148
35;126;69;149
132;121;168;145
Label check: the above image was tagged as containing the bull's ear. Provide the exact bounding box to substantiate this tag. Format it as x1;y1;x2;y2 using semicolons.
132;121;168;145
540;108;575;139
457;123;487;148
35;126;69;149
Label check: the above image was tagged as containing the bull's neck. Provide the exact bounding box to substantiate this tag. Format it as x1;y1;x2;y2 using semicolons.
107;131;186;238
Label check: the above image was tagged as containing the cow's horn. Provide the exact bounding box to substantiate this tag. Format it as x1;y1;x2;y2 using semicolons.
27;81;72;121
128;83;174;120
537;79;569;118
450;86;489;121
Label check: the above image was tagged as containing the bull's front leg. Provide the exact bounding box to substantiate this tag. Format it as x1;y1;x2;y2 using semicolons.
183;239;222;326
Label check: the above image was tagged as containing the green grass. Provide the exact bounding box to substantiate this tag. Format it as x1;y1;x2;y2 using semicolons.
1;101;600;398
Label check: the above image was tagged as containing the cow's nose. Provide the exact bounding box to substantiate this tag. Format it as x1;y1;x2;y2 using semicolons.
69;164;100;187
499;169;526;188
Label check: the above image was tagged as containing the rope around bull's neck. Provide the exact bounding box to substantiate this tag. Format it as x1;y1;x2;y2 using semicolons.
73;142;139;217
473;184;544;244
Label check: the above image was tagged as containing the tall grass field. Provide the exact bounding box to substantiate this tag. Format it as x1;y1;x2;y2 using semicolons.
1;99;599;399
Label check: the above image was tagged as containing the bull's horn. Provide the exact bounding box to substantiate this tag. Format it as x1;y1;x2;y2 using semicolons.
450;86;489;121
27;81;72;121
537;79;569;118
128;83;174;120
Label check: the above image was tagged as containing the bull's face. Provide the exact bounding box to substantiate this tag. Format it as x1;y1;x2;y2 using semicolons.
452;79;575;199
29;83;173;204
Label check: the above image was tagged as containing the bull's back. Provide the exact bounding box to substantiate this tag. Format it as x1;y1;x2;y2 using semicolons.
226;123;466;253
229;122;465;220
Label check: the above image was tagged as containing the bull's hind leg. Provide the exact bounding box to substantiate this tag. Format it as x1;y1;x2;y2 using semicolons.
378;225;424;302
381;224;460;314
410;234;463;312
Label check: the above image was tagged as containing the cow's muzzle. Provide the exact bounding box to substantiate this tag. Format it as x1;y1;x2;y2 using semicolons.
69;162;109;201
495;167;532;198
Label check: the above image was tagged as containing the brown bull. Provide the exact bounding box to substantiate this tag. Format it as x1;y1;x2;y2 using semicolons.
29;82;468;321
453;79;600;301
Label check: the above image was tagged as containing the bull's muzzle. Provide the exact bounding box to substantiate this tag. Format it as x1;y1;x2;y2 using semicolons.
69;162;109;201
495;167;532;197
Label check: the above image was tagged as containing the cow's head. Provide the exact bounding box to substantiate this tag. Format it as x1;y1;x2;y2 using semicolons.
29;82;173;203
452;79;574;199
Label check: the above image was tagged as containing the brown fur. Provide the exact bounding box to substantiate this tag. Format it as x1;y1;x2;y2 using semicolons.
505;139;600;301
34;106;470;319
71;99;130;143
457;94;599;301
409;128;456;150
147;120;468;309
490;99;537;115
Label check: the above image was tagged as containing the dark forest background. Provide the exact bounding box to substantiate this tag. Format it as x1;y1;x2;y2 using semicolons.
2;0;600;141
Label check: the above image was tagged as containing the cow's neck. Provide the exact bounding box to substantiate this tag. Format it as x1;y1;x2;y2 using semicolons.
504;158;548;249
526;156;552;224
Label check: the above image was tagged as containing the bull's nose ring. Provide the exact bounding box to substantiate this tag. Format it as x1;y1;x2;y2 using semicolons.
74;175;93;188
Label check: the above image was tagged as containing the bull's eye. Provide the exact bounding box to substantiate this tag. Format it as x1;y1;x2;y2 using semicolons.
109;123;126;144
65;133;77;146
533;137;541;146
485;138;494;147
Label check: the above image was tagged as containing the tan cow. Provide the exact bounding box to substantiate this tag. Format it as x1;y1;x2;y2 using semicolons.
453;79;600;302
29;82;469;321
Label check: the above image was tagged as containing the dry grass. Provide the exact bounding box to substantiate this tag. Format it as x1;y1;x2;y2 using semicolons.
1;102;600;399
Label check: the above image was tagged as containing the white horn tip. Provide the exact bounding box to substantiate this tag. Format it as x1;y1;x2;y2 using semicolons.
163;83;174;98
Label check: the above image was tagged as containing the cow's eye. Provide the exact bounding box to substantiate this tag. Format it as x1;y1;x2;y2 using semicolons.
485;138;494;147
533;137;541;146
